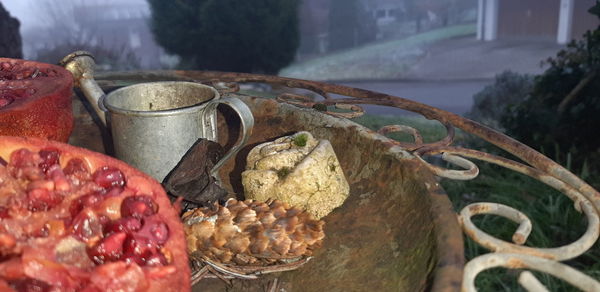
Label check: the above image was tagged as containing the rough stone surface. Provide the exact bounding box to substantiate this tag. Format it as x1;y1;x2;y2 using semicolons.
242;131;350;219
0;3;22;59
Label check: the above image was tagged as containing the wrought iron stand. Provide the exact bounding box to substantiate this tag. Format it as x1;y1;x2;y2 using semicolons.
88;70;600;291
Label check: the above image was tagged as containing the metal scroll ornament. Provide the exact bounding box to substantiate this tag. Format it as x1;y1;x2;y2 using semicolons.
63;63;600;290
171;72;600;291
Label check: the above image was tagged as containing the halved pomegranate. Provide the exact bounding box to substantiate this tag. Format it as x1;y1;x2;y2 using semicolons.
0;136;190;292
0;58;73;142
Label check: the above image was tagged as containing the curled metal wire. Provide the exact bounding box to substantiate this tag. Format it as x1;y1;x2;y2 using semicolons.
463;253;600;291
415;152;479;181
459;201;599;261
258;75;600;291
414;146;600;290
276;93;365;118
377;125;424;144
92;70;600;291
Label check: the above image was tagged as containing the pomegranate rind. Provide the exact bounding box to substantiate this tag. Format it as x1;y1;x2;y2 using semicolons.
0;136;191;292
0;58;74;142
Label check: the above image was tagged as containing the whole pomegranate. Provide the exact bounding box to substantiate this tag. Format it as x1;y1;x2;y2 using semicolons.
0;58;73;142
0;136;190;292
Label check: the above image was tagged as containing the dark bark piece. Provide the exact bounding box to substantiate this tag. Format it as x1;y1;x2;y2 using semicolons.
163;139;228;210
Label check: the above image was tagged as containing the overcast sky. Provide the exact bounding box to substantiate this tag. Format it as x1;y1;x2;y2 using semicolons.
2;0;32;30
2;0;148;31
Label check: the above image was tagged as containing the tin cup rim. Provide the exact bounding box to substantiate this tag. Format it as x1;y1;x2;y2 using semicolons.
102;81;220;117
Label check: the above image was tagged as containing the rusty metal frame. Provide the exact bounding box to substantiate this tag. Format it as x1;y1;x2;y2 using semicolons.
94;70;600;291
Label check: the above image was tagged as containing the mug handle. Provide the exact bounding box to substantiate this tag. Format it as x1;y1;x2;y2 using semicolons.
203;97;254;182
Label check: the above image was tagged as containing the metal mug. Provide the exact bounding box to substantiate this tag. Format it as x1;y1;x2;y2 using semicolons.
60;51;254;182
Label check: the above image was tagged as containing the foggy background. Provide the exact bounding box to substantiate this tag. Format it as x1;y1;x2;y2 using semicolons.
4;0;479;71
3;3;600;291
1;0;598;115
3;0;174;70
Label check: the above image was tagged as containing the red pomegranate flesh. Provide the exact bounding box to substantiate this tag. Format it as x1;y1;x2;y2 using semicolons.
0;136;190;292
0;59;74;142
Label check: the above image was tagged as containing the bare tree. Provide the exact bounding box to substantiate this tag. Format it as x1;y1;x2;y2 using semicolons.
25;0;140;69
29;0;101;47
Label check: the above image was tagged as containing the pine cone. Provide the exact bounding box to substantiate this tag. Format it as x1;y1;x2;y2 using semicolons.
182;199;324;265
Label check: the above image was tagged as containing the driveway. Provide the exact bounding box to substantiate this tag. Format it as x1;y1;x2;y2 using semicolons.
336;79;492;116
403;37;563;80
334;37;564;116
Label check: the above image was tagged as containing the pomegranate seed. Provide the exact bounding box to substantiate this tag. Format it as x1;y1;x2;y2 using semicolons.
70;192;104;217
97;196;124;221
69;202;83;218
64;158;91;179
88;232;127;264
92;166;125;189
6;195;25;211
62;217;73;227
123;234;157;258
139;216;169;245
19;166;45;181
98;215;110;225
104;217;142;235
9;278;51;292
145;252;168;266
0;206;10;219
9;148;38;168
27;188;61;211
47;165;70;192
70;209;104;244
81;192;104;206
38;148;60;173
0;97;13;108
122;253;145;266
122;242;168;267
121;195;157;218
33;225;49;238
1;62;11;70
27;180;55;191
20;70;33;79
11;88;33;99
2;91;18;101
0;233;16;250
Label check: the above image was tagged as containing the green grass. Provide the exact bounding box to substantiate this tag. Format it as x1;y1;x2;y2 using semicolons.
279;24;476;81
354;114;600;291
